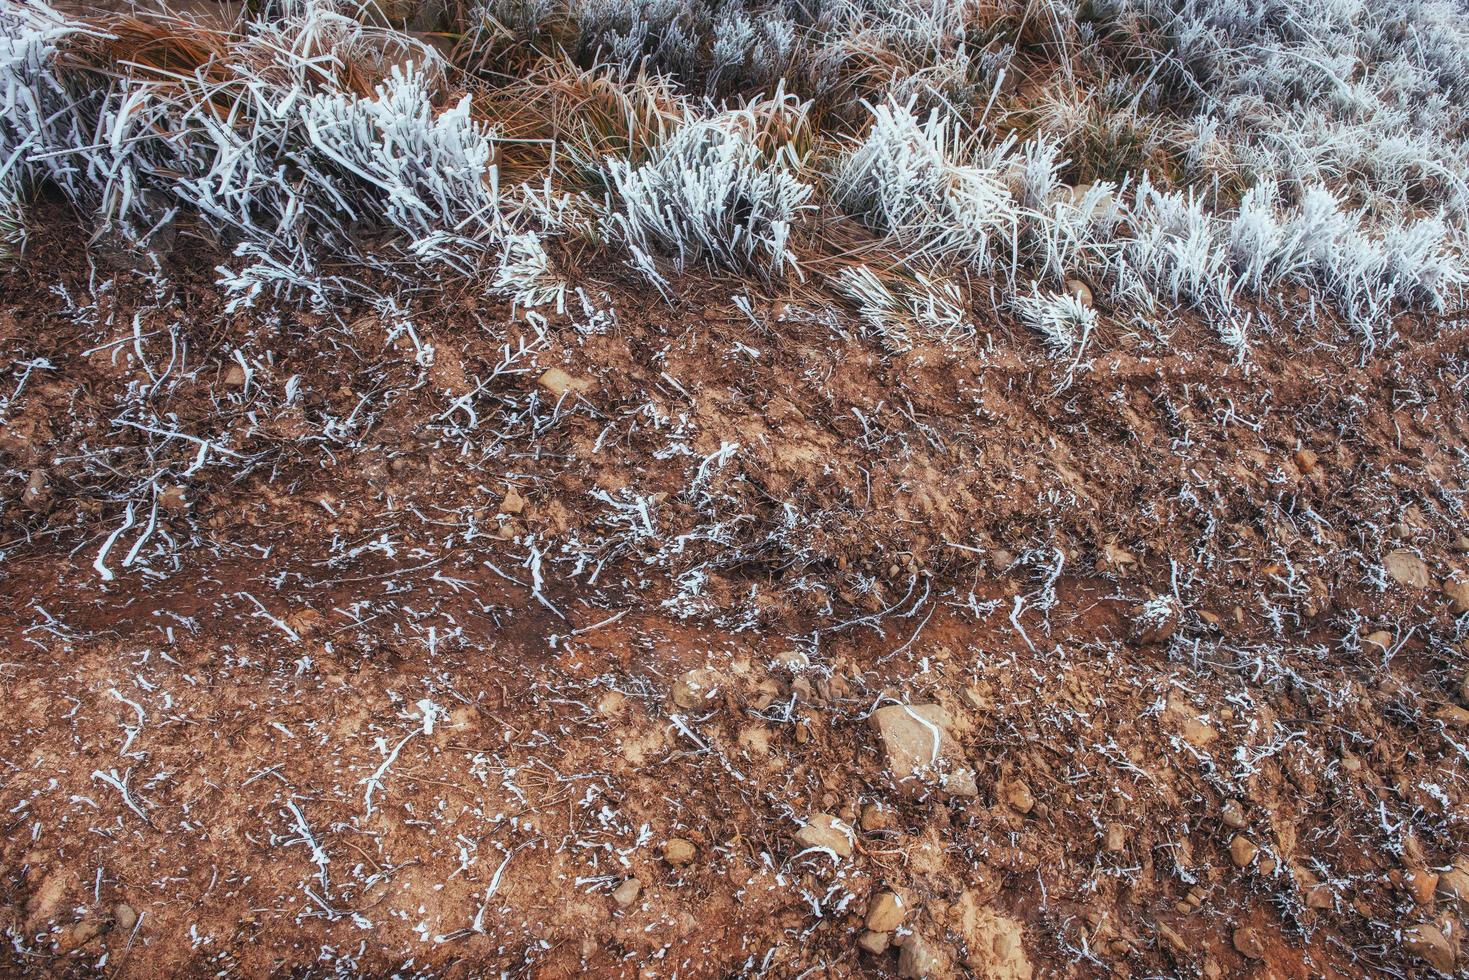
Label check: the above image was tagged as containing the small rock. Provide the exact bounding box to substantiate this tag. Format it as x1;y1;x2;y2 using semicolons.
1156;922;1188;954
113;902;138;931
1445;578;1469;616
866;891;907;932
1454;535;1469;553
897;932;949;979
858;930;891;955
1002;778;1035;814
537;367;588;398
611;878;641;907
1437;864;1469;903
871;703;955;783
58;918;107;952
670;668;721;711
1294;448;1319;474
1406;869;1440;906
861;803;896;832
1232;926;1266;960
1293;866;1333;910
223;363;247;387
1220;798;1248;829
662;838;696;866
1364;630;1395;651
1230;836;1259;868
1064;278;1093;308
796;813;855;859
21;469;48;510
1436;706;1469;730
1103;823;1126;853
940;767;979;798
1385;550;1432;589
499;488;526;515
1164;692;1219;749
1402;922;1455;972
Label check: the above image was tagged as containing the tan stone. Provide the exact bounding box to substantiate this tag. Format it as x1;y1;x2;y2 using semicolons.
866;891;907;932
1064;279;1093;308
1230;836;1259;868
113;903;138;931
499;488;526;515
1403;923;1455;972
537;367;588;398
795;813;855;859
670;668;721;711
1003;779;1035;814
1385;550;1431;589
1164;692;1219;749
1232;926;1265;960
1437;865;1469;903
861;803;896;832
1436;705;1469;729
1445;577;1469;616
898;932;952;979
1406;869;1440;906
871;704;952;777
611;878;641;907
858;930;890;955
662;838;696;866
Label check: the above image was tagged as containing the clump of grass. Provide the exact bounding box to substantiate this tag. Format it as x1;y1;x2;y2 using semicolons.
600;95;814;285
829;97;1016;268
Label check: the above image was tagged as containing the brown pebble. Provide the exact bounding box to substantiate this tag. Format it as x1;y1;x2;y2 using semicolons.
662;838;696;866
113;903;138;931
1232;926;1265;960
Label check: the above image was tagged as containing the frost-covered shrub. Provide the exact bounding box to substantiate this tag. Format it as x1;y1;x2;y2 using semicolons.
601;106;813;281
831;99;1015;266
0;2;563;307
571;0;704;77
1012;286;1095;359
834;263;972;349
0;173;23;267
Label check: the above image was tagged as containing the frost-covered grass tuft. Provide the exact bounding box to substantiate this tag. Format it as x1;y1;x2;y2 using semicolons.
1;0;1466;357
834;263;973;350
601;99;813;284
0;2;562;307
0;174;23;267
831;99;1016;268
1013;287;1095;360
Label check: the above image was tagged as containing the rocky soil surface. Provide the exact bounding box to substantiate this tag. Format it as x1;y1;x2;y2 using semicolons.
2;208;1469;976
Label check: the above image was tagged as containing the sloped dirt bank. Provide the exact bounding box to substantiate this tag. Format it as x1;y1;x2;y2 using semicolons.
2;210;1469;976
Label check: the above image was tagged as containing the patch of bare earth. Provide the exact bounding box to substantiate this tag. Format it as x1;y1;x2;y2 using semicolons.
2;208;1469;976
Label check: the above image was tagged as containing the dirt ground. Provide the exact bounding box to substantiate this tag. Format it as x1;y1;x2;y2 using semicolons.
3;202;1469;977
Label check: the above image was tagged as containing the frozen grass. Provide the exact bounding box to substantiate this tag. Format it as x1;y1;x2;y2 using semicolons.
830;98;1016;268
0;2;566;308
0;0;1466;353
0;172;23;266
600;97;814;285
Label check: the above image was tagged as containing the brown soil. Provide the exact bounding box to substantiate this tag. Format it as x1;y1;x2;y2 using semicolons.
2;202;1469;977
